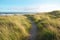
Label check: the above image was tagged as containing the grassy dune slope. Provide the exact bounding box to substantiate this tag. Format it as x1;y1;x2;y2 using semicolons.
27;11;60;40
0;11;60;40
0;15;32;40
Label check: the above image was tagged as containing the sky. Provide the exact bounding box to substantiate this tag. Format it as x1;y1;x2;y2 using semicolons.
0;0;60;12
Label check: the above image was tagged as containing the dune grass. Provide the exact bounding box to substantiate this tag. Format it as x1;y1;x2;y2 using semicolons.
0;11;60;40
0;15;32;40
28;11;60;40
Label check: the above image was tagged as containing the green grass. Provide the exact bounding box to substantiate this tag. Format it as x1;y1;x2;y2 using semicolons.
26;11;60;40
0;15;31;40
0;10;60;40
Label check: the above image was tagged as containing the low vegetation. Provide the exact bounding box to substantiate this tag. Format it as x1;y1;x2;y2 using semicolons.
0;15;32;40
27;11;60;40
0;10;60;40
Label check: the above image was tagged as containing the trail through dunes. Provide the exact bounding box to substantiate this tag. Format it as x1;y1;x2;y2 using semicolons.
28;17;37;40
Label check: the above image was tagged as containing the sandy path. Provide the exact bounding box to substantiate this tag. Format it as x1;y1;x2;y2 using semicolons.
29;19;37;40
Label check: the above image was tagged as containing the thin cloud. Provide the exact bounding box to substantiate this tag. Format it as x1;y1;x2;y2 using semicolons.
0;4;60;12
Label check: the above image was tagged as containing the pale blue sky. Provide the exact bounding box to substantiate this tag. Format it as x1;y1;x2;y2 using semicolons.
0;0;60;12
